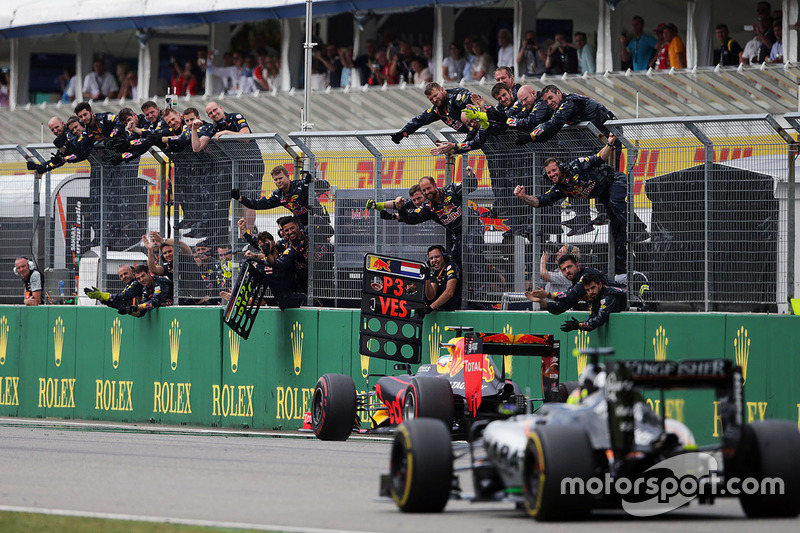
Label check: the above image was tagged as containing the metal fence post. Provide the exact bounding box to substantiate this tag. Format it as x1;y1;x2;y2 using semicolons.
685;122;713;312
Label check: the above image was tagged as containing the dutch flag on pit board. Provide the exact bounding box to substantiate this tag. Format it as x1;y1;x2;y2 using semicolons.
400;262;421;277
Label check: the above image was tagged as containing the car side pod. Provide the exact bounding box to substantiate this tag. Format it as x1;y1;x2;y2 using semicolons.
522;425;595;521
311;373;357;441
387;419;453;513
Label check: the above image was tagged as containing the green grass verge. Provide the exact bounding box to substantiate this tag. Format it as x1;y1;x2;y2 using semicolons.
0;512;267;532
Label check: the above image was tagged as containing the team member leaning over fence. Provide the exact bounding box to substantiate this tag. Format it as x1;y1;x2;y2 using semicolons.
84;264;141;311
27;116;93;175
85;264;173;317
231;164;333;243
391;82;475;143
514;134;643;282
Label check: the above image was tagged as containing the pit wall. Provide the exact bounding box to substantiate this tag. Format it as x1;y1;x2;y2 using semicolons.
0;306;797;444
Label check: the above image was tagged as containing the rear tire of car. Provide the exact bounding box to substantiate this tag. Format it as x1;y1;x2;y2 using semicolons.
311;373;357;441
390;419;452;513
522;425;594;521
403;376;454;428
733;420;800;518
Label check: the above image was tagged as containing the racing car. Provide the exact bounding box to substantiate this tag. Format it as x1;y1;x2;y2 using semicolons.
383;348;800;520
311;327;572;441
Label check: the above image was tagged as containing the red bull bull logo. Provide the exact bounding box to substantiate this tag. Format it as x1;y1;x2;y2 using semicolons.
369;256;392;272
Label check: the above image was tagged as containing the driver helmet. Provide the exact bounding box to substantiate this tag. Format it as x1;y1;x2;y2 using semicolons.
578;363;606;395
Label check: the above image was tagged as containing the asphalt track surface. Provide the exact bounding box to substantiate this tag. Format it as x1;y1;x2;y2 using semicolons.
0;418;796;532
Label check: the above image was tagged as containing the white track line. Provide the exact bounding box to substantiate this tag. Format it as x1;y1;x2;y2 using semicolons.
0;505;372;533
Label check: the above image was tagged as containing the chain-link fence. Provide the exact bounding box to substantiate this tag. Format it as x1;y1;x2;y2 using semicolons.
607;114;794;312
0;116;795;312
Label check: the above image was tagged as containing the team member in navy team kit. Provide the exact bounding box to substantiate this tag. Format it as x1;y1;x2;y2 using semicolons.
232;164;333;241
205;101;265;230
422;245;461;314
525;253;618;312
28;116;93;174
75;101;141;248
514;134;635;281
391;82;475;142
83;264;141;311
559;271;626;332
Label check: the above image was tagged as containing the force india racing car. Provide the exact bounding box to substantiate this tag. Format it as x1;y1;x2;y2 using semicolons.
311;327;574;441
382;349;800;520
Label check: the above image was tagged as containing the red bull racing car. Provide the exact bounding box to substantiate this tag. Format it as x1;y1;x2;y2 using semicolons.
311;326;570;441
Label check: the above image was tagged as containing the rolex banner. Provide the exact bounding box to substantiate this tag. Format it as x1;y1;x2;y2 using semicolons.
0;305;797;444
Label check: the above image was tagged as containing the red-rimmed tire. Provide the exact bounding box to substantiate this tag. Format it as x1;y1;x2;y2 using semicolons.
311;373;356;441
402;376;454;429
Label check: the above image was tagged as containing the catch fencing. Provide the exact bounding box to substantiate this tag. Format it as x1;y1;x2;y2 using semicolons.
0;115;795;312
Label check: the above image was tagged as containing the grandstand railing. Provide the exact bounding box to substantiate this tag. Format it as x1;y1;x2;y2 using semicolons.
0;115;795;312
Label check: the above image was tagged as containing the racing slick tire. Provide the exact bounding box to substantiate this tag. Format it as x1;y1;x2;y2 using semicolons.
390;419;453;513
403;376;454;428
522;425;594;521
732;420;800;518
311;373;357;441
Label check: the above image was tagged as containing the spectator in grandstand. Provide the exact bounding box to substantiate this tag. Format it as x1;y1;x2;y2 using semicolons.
767;19;783;63
15;257;42;306
714;24;743;66
620;16;658;71
470;39;495;81
354;40;379;86
572;32;596;74
517;30;547;76
338;48;355;88
314;44;341;88
421;245;461;314
410;56;433;84
653;23;670;69
0;71;8;107
756;9;777;62
538;245;580;293
546;32;579;74
391;83;474;144
496;29;515;68
367;50;398;85
462;36;476;81
663;23;686;68
422;44;435;74
82;59;119;100
394;41;414;83
514;134;639;281
58;66;76;103
442;42;466;82
84;264;141;311
740;26;762;64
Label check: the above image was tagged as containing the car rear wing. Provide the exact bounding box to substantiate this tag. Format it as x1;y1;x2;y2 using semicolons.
605;358;744;459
